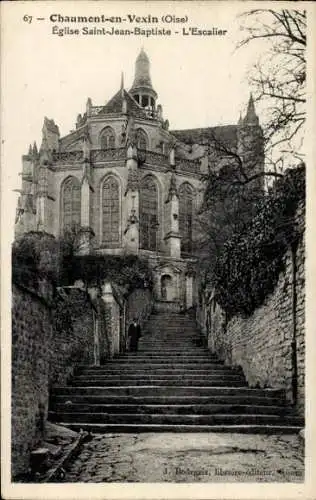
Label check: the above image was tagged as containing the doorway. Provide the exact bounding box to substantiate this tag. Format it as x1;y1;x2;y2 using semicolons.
161;274;172;301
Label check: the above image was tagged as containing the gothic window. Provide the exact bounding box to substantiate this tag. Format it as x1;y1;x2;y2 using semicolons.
100;127;115;149
102;176;120;247
179;183;193;254
61;176;81;230
136;129;148;150
140;176;158;251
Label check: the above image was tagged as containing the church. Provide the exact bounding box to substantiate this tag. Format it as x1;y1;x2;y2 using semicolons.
14;49;264;311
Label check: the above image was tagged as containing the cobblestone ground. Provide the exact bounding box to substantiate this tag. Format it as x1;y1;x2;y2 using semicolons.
62;433;304;483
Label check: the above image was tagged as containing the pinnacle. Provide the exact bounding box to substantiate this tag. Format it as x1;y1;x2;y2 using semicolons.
243;93;259;126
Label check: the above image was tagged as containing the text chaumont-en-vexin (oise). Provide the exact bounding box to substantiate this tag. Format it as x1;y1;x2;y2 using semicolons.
51;26;228;37
49;14;188;23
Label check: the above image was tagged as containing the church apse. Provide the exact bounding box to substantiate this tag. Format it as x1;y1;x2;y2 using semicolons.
14;49;264;312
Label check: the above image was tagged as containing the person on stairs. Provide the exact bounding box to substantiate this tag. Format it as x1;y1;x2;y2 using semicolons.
128;317;141;352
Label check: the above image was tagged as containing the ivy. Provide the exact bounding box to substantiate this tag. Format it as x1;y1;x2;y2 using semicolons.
211;164;305;319
12;230;153;296
71;254;153;294
12;231;59;287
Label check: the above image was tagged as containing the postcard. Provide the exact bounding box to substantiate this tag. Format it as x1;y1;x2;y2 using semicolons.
1;1;315;499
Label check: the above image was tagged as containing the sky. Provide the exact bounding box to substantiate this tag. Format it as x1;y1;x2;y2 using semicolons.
0;1;310;244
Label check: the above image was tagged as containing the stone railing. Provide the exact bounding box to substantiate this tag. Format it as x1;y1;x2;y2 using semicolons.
176;157;201;174
90;106;104;116
91;148;126;163
52;151;83;164
140;149;170;168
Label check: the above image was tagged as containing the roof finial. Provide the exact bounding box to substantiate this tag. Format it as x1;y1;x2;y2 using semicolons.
121;71;124;93
33;141;38;157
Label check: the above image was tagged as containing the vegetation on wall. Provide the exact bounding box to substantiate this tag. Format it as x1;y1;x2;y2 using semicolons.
12;226;153;295
72;254;153;294
209;164;305;319
12;231;59;288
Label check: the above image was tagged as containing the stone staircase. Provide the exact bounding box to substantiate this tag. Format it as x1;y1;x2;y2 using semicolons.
49;312;304;433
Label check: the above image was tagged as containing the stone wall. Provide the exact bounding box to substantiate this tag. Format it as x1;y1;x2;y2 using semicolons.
11;282;53;478
294;221;305;414
49;288;96;386
11;279;152;477
11;281;99;478
198;205;305;415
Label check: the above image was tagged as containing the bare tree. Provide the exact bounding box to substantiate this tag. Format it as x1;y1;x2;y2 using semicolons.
192;125;293;288
238;9;306;163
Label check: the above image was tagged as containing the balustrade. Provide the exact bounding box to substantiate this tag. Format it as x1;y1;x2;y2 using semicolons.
52;151;84;164
176;157;201;174
139;149;169;168
51;147;201;173
91;148;126;162
90;106;104;116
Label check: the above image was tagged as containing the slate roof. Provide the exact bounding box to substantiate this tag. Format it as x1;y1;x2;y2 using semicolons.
98;89;148;119
170;125;238;149
59;126;87;151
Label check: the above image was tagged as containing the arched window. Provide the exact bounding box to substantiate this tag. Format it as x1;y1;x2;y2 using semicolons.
179;183;193;254
136;129;148;150
100;127;115;149
139;176;158;251
102;176;120;247
62;176;81;230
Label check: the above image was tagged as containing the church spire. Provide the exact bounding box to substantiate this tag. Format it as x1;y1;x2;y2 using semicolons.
243;93;259;126
131;48;153;90
129;49;157;111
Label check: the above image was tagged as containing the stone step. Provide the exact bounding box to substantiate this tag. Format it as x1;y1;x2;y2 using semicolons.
51;386;285;397
139;339;203;346
143;327;197;330
90;359;221;365
71;372;245;384
75;371;242;379
127;348;209;352
75;367;239;375
141;340;203;344
49;412;304;426
139;341;204;345
51;394;285;406
99;359;222;365
122;353;216;358
143;333;198;336
57;422;304;434
49;309;300;434
140;335;203;338
123;351;211;356
50;403;288;415
135;349;208;353
69;378;247;387
142;334;199;338
142;329;198;332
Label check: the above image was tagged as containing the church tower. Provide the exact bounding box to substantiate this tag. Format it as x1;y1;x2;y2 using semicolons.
237;94;264;191
129;49;158;113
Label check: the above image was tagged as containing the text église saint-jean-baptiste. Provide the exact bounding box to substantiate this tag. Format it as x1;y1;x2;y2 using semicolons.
47;13;228;37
